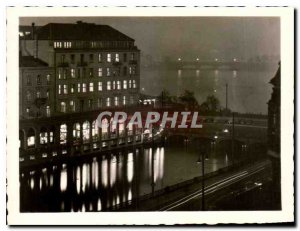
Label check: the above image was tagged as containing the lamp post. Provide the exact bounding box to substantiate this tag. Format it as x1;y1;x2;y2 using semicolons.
197;151;205;211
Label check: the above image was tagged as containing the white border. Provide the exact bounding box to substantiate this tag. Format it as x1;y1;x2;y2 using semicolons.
6;7;294;225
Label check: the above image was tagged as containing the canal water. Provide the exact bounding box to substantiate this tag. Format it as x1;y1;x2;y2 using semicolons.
20;136;265;212
140;66;278;114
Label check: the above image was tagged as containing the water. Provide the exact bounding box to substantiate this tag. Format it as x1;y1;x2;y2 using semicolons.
140;67;278;114
20;137;262;212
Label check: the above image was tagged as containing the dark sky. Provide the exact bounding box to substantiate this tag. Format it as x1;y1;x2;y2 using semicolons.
20;17;280;61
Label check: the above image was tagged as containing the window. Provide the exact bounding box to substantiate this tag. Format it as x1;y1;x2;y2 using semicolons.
129;67;132;75
123;80;127;89
106;97;111;107
92;120;99;142
58;85;62;95
46;74;51;84
36;75;41;85
89;82;94;92
70;54;75;64
36;91;41;98
107;81;111;91
130;96;134;105
70;100;75;112
117;81;121;90
133;80;137;88
112;81;116;90
98;53;102;62
89;54;94;63
98;68;103;77
61;102;66;113
70;68;75;78
46;90;49;99
40;130;48;144
77;83;81;93
63;69;67;79
58;69;62;79
106;68;111;76
49;131;54;143
115;53;120;62
26;107;30;114
89;68;94;77
114;96;119;106
26;75;31;85
82;121;90;143
54;42;62;48
73;123;81;140
46;106;50;117
77;69;81;78
107;53;111;62
64;41;72;48
97;98;102;108
82;83;87;93
129;80;132;88
27;129;35;147
123;53;127;62
71;84;75;93
26;90;31;101
88;99;93;108
130;53;135;61
98;82;102;91
60;124;67;144
123;96;126;105
61;54;65;63
63;84;68;94
123;66;127;76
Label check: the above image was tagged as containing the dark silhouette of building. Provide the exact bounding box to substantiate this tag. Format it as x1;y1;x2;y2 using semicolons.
267;62;281;209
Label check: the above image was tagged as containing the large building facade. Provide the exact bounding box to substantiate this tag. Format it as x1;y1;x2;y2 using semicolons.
19;22;145;165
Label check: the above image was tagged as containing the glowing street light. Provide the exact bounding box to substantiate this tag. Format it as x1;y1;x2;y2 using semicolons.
196;58;199;61
233;58;237;62
215;58;218;62
178;58;181;61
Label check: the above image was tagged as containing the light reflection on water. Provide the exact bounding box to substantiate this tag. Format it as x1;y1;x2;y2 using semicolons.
20;137;247;212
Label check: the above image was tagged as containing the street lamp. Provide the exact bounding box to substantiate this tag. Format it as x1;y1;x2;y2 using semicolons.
197;151;205;211
178;58;181;61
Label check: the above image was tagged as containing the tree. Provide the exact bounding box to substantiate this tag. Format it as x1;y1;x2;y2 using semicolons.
179;90;199;109
200;95;221;113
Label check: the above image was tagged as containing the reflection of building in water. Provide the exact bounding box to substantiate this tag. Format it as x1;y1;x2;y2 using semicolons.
20;146;165;212
18;22;155;165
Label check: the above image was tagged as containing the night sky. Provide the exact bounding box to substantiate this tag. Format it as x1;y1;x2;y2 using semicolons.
20;17;280;62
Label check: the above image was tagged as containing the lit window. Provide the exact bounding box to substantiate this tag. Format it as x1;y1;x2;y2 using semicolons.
71;84;75;93
88;99;93;108
123;96;126;105
107;68;111;76
98;82;102;91
133;80;137;88
46;106;50;117
70;68;75;78
82;121;90;143
60;124;67;144
70;100;75;112
46;74;51;83
63;69;67;79
98;53;102;62
77;83;81;93
26;107;30;114
89;82;94;92
123;80;127;89
107;81;111;90
46;90;49;99
89;68;94;77
115;53;120;62
107;53;111;62
98;68;103;77
63;84;68;94
114;96;119;106
73;123;81;140
112;81;116;90
82;83;86;93
40;131;48;144
129;67;132;75
117;81;121;90
130;53;135;61
27;136;35;147
106;98;111;107
60;102;66;113
49;131;54;143
129;80;132;88
58;69;62;79
58;85;62;94
36;91;41;98
92;120;98;141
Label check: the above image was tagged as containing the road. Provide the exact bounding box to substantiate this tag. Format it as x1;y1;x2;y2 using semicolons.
158;159;271;211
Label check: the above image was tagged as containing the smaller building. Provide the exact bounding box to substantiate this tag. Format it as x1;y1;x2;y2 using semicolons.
19;56;55;119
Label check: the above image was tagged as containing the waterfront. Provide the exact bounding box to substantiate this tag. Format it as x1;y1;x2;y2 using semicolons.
141;67;278;114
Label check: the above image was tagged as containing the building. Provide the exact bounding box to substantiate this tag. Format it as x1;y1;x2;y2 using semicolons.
267;62;281;208
19;21;145;165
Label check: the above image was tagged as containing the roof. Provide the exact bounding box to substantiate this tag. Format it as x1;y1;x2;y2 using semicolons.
19;56;49;67
34;22;134;41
